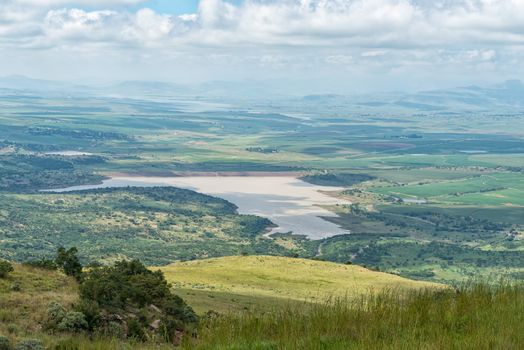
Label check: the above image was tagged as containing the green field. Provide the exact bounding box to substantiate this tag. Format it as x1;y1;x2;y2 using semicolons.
370;173;524;200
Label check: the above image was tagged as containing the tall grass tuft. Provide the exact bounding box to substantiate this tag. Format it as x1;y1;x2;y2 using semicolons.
181;283;524;350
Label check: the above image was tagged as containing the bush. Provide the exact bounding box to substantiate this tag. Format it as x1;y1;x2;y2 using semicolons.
0;261;13;279
79;259;197;341
97;321;125;339
13;339;45;350
0;336;12;350
5;325;18;336
127;319;147;342
56;312;88;332
55;247;82;282
10;282;21;292
46;302;67;329
45;303;88;333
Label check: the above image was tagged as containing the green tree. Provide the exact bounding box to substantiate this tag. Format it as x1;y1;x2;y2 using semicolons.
0;261;14;279
55;247;83;281
79;259;197;341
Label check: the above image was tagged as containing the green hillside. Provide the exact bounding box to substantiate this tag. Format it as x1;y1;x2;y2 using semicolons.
1;258;522;350
0;187;299;265
0;264;78;346
158;255;441;313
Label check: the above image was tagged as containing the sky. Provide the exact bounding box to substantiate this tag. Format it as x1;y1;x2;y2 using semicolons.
1;0;524;93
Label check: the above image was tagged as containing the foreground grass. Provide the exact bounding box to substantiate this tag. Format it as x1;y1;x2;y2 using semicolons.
0;264;77;339
181;283;524;350
1;262;522;349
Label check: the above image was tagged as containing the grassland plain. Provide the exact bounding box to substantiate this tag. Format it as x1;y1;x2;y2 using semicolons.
157;256;440;313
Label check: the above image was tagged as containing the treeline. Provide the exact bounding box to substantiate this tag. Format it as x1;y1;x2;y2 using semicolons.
28;127;132;141
301;172;375;187
0;154;104;192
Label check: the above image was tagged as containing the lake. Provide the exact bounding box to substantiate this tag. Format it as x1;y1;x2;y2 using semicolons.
49;176;351;239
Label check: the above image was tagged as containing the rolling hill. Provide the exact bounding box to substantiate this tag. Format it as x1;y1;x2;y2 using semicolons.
1;258;520;350
158;255;441;313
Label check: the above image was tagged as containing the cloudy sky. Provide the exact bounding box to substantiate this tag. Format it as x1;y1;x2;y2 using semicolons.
1;0;524;92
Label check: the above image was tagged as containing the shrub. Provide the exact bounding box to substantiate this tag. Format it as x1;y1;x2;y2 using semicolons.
55;247;82;282
127;319;147;342
10;282;21;292
46;302;66;329
73;300;100;332
0;261;13;279
5;325;18;336
0;336;12;350
97;321;125;339
56;312;88;332
80;259;172;309
79;259;197;341
13;339;45;350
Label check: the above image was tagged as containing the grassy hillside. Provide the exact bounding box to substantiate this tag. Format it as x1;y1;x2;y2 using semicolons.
181;283;524;350
0;187;306;265
158;256;440;313
1;259;522;350
0;264;77;343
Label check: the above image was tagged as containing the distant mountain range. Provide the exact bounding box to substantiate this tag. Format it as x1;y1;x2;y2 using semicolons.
301;80;524;113
1;74;523;112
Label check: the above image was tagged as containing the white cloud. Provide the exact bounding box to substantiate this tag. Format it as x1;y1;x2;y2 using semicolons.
362;50;387;57
1;0;524;86
44;9;118;40
12;0;145;7
325;55;353;64
2;0;524;49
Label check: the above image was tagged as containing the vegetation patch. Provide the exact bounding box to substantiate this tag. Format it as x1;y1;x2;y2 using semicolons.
301;172;375;187
0;187;297;265
180;283;524;350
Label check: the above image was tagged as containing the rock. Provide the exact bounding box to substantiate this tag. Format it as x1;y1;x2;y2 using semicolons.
150;319;161;330
174;330;184;346
149;304;161;313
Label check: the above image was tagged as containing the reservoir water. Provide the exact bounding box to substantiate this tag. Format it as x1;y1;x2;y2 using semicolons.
49;176;351;239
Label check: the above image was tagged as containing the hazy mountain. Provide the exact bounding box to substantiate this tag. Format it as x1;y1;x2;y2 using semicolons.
394;80;524;111
1;76;523;113
0;75;89;94
104;81;188;97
